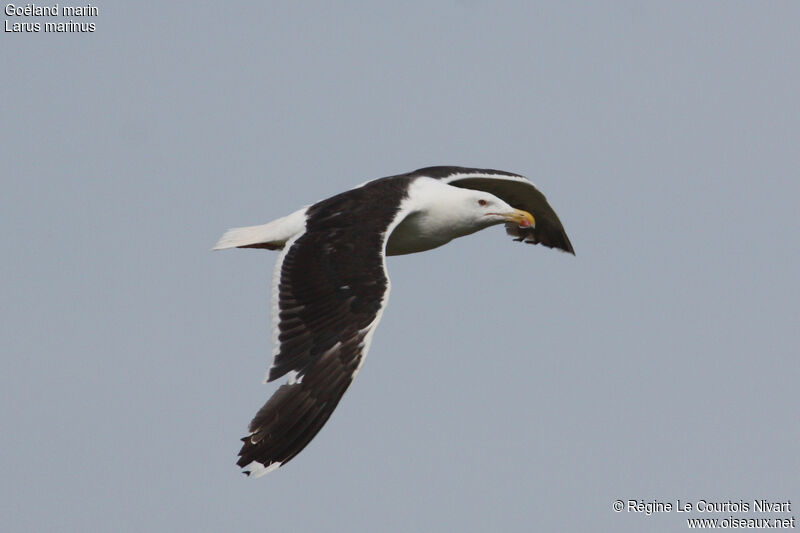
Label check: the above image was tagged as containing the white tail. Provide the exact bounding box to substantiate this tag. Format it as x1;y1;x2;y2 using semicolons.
213;208;307;251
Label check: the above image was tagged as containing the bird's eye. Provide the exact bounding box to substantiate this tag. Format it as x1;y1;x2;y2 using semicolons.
478;199;488;206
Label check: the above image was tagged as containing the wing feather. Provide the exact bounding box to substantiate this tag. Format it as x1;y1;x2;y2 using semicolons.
237;177;412;476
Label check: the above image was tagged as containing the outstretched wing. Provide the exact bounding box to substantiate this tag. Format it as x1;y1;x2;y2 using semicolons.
237;177;412;477
415;166;574;254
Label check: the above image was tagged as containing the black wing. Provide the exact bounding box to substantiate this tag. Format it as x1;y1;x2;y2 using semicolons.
414;166;574;254
237;177;410;476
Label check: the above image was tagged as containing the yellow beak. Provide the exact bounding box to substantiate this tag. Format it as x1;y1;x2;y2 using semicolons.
502;208;535;228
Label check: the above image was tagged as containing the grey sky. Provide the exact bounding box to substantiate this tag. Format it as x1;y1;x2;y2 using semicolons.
2;2;798;532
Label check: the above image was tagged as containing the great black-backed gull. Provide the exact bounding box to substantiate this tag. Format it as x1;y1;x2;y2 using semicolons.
214;166;574;477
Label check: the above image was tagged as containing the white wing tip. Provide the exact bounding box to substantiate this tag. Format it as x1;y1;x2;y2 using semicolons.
212;224;267;250
213;214;305;251
242;459;282;478
213;227;249;250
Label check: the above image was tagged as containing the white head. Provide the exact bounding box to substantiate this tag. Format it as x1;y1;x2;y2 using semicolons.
452;188;535;232
386;178;536;256
409;179;535;238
